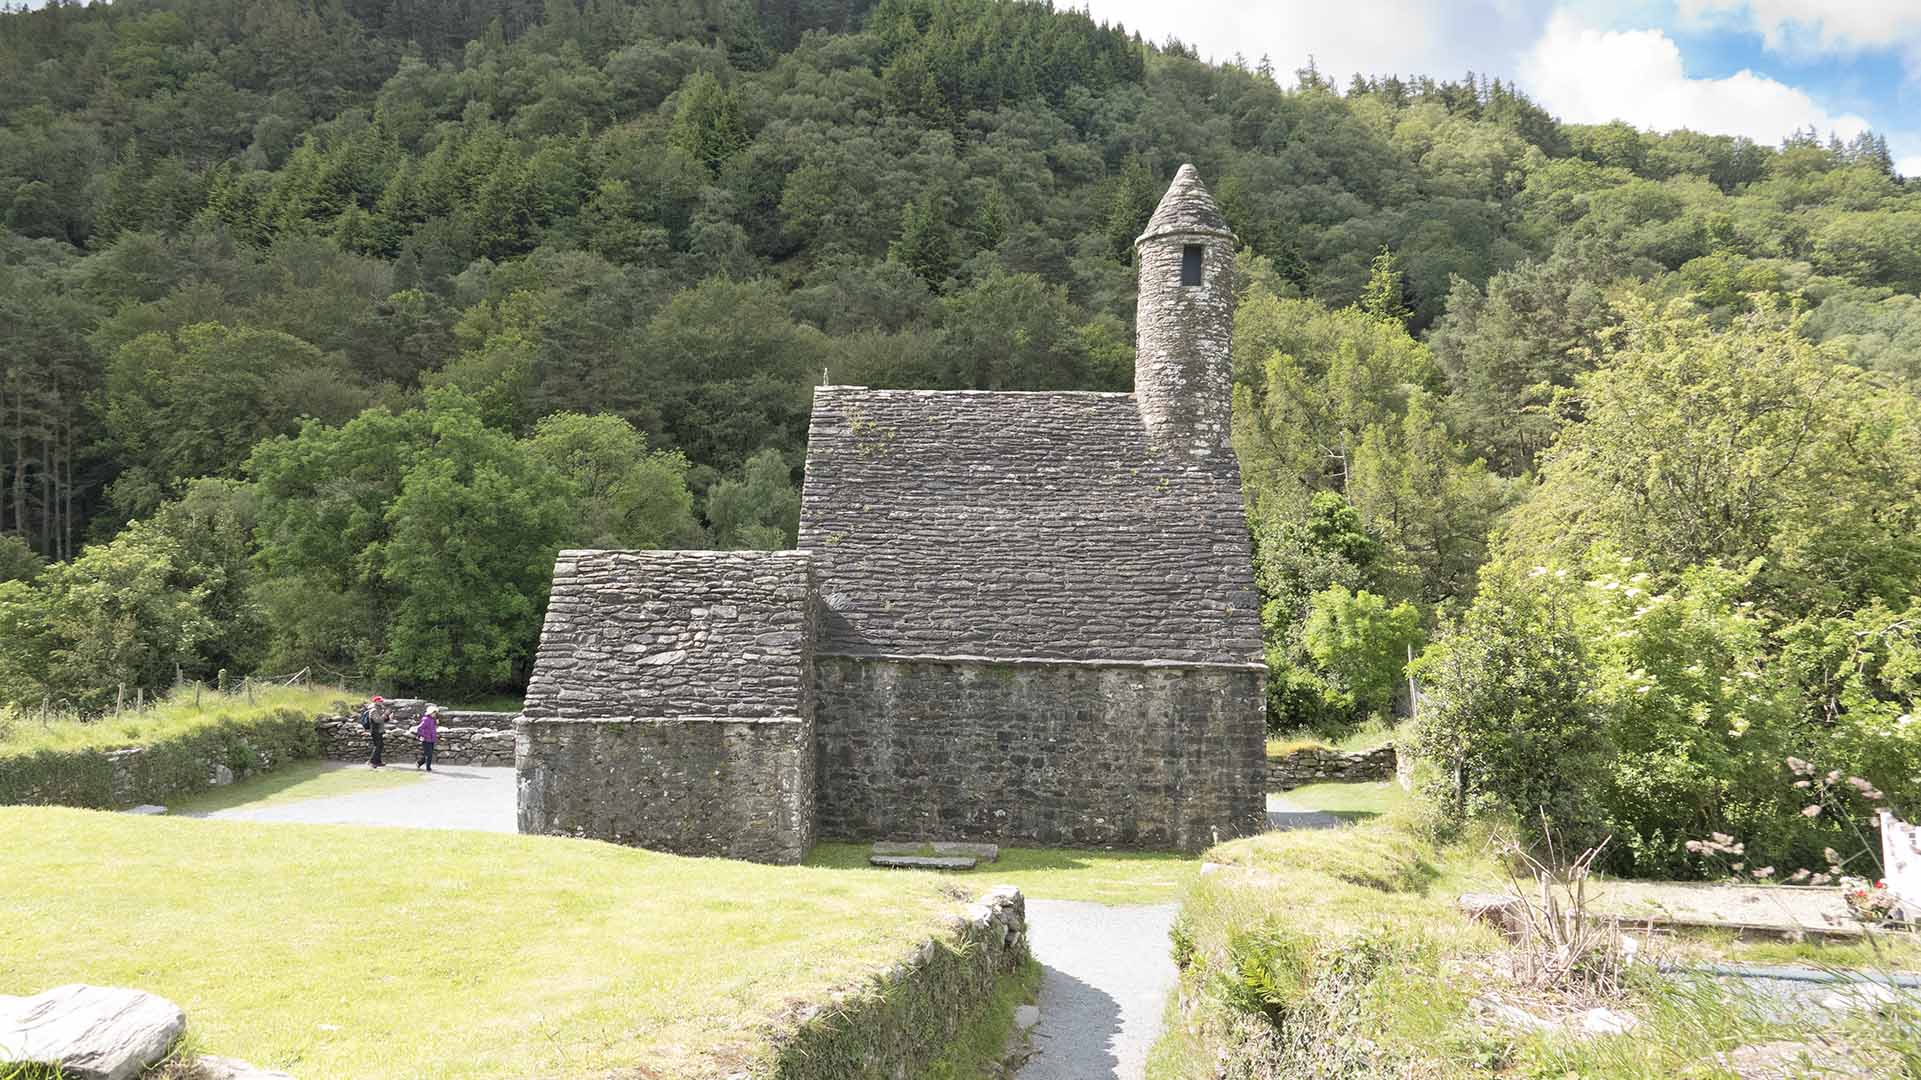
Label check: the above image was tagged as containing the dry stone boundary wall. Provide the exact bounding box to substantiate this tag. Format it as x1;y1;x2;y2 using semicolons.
1267;745;1398;791
316;708;517;767
771;886;1030;1080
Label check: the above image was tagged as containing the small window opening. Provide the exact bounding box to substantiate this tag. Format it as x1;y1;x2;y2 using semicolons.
1180;244;1204;286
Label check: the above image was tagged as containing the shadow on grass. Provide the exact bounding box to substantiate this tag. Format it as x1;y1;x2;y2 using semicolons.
171;759;420;815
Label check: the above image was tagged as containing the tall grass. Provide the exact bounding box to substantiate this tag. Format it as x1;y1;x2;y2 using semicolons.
0;684;350;759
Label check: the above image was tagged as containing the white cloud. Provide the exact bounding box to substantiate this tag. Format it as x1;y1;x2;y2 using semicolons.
1677;1;1921;60
1519;12;1876;144
1074;0;1550;85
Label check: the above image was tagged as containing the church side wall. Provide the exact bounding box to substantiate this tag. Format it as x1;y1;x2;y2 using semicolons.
813;655;1266;852
517;715;815;864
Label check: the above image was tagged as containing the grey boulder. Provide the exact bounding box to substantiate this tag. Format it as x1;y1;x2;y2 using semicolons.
0;984;186;1080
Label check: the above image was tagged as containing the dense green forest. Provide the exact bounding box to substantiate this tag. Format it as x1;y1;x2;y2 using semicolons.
2;0;1918;874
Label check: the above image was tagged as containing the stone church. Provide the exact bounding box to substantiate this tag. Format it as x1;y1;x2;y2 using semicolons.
516;165;1266;862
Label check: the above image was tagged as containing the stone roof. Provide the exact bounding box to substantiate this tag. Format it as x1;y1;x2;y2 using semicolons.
1137;163;1234;246
797;386;1262;666
523;549;815;721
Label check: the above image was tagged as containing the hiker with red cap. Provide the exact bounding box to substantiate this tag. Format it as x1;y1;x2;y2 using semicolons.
355;695;393;769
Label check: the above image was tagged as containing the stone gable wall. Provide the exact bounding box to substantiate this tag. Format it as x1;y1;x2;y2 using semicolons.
813;654;1265;851
516;549;818;863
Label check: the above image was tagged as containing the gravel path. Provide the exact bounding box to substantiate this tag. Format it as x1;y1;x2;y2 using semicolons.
1016;900;1178;1080
190;764;517;832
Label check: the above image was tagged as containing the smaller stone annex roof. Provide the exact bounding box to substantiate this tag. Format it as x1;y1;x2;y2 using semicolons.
1137;163;1234;245
798;387;1263;667
523;549;815;721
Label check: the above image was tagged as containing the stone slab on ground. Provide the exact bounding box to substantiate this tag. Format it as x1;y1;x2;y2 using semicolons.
0;984;186;1080
871;840;1001;862
869;854;978;870
125;805;167;815
1016;900;1177;1080
1588;880;1859;937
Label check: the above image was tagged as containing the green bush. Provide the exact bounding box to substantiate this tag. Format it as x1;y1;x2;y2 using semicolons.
1416;554;1917;878
0;701;323;809
1301;584;1422;720
1412;563;1609;856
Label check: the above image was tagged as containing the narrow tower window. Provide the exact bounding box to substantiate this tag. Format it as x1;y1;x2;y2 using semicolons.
1180;244;1203;286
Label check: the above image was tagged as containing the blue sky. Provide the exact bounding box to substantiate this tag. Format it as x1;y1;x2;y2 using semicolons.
1079;0;1921;175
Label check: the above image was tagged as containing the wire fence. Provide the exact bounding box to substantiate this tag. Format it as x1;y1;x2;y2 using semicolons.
6;666;376;729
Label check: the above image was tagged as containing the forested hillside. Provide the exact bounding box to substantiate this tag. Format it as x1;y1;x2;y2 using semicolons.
2;0;1918;867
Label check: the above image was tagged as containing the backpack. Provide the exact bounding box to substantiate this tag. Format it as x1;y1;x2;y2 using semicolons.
355;704;374;730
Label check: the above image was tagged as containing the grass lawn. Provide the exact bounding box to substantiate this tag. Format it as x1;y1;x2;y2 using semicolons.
805;842;1200;905
166;760;424;814
0;808;965;1079
1280;779;1412;821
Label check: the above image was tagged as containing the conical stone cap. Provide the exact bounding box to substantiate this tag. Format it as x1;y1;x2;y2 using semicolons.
1135;163;1234;246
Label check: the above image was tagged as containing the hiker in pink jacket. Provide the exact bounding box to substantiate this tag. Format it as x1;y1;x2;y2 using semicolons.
411;704;440;772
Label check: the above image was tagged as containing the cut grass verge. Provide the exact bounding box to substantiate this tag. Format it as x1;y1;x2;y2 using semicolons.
168;759;424;814
805;843;1200;904
0;807;963;1079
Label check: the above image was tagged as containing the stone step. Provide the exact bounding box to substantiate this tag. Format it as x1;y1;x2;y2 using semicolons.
868;854;978;871
871;841;1000;863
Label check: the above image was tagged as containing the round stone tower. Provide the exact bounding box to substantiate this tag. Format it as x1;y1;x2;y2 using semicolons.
1134;163;1236;461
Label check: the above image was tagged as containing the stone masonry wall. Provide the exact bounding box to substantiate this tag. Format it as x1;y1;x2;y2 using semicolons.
316;710;517;767
517;549;818;862
515;715;814;864
1266;745;1398;791
772;886;1029;1080
815;655;1265;852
